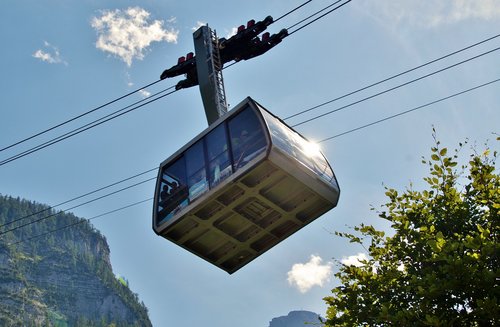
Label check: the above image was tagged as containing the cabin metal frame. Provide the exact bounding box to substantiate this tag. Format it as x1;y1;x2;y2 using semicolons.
153;97;340;274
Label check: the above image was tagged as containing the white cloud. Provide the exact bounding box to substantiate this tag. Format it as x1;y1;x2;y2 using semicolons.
226;27;238;39
139;89;151;98
192;21;206;32
341;252;369;267
341;253;406;274
287;255;332;293
33;50;55;63
166;16;177;24
91;7;179;66
32;41;67;65
356;0;500;28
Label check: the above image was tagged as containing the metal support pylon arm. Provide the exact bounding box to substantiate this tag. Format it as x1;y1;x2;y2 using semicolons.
192;25;228;125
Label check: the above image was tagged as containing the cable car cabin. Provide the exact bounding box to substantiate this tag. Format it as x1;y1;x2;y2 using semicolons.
153;97;340;274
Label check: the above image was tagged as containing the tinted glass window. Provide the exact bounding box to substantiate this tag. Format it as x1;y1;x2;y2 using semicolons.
206;124;227;160
260;109;336;187
228;106;267;171
185;140;209;202
185;141;205;176
206;124;232;187
157;156;189;224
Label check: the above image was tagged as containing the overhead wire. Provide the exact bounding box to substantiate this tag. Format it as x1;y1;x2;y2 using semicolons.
0;167;157;229
287;0;343;30
274;0;314;24
284;33;500;120
318;77;500;142
288;0;352;36
0;86;178;167
0;79;162;153
7;198;153;247
0;177;157;237
291;46;500;127
224;0;349;69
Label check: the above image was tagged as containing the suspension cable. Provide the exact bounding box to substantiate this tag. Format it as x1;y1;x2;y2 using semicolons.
274;0;314;24
0;167;157;229
288;0;352;36
0;177;156;237
0;79;162;153
0;87;177;167
287;0;343;30
291;47;500;127
7;198;153;246
284;33;500;120
318;78;500;142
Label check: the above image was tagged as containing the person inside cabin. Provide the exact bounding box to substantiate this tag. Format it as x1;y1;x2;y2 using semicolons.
168;180;179;194
158;179;187;218
160;180;180;199
160;185;169;200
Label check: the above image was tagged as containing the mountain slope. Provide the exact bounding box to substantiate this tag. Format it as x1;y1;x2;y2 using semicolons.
269;310;322;327
0;194;151;327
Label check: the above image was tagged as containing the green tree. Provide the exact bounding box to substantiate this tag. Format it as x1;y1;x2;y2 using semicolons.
324;136;499;326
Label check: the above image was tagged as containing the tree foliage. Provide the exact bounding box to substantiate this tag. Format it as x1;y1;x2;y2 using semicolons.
324;136;499;326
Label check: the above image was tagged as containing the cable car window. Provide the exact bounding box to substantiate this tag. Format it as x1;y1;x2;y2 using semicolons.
206;124;232;187
228;106;267;171
185;140;209;202
157;156;189;224
260;109;336;187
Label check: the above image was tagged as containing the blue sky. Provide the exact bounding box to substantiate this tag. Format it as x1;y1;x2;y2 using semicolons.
0;0;499;326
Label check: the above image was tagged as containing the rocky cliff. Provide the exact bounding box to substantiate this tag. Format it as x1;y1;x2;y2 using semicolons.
0;195;151;326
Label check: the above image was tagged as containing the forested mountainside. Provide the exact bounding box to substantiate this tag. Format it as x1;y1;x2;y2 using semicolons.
0;194;151;327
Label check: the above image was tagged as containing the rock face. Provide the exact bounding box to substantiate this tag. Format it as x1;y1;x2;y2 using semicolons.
269;310;322;327
0;195;151;326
